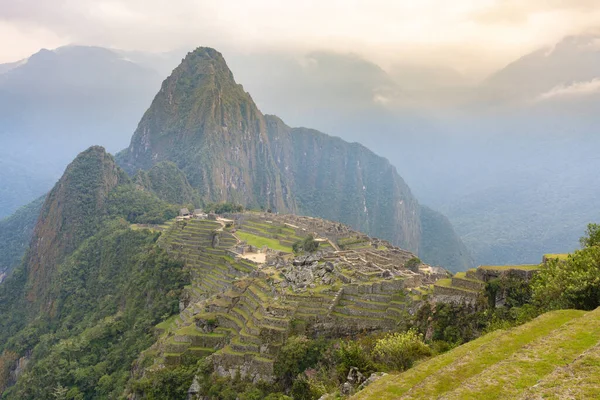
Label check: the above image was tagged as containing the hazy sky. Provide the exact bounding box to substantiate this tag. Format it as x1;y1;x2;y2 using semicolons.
2;0;600;76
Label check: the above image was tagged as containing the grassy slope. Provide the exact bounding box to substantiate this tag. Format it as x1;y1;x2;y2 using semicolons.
354;308;600;399
235;231;292;252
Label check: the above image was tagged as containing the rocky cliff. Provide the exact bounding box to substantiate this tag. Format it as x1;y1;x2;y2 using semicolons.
118;47;470;269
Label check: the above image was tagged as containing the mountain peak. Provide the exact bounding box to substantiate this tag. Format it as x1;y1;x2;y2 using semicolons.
118;47;472;271
24;146;127;306
121;46;264;171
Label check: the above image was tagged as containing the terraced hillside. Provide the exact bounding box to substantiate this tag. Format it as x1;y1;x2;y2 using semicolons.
354;307;600;399
433;263;541;304
139;212;449;382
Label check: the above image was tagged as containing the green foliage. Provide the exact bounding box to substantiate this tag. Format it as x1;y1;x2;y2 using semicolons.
134;161;201;206
485;275;532;309
290;375;326;400
405;257;421;268
405;257;421;272
133;364;197;399
0;196;44;274
2;222;188;399
106;184;178;224
335;339;376;379
292;235;319;253
580;223;600;248
373;330;432;371
413;302;487;345
205;202;244;214
273;335;328;388
532;246;600;311
179;360;289;400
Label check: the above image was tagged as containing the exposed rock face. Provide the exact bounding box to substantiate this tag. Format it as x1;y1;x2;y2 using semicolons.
23;146;127;307
117;47;471;269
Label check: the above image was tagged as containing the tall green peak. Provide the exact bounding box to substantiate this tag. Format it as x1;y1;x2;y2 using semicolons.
117;47;472;271
23;146;127;306
120;46;264;172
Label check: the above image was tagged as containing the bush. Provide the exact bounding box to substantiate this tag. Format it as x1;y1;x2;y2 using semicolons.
274;336;327;387
205;202;244;214
532;246;600;310
405;257;421;272
373;330;431;371
292;235;319;253
335;340;375;379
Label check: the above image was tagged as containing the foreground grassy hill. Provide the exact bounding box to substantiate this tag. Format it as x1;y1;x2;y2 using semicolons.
354;307;600;399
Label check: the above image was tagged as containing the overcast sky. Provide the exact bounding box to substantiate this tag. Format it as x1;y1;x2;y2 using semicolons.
1;0;600;76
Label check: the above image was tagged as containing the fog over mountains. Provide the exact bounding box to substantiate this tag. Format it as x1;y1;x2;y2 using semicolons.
2;33;599;266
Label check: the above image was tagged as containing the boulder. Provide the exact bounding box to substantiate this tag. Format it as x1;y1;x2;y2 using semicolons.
357;372;388;391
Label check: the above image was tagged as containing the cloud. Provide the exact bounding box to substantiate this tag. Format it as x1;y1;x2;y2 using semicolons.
537;79;600;101
1;0;600;77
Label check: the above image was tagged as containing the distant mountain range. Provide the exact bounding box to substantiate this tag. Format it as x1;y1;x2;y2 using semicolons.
0;45;163;218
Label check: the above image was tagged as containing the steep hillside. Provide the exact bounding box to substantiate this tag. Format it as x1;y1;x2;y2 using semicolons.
23;146;128;306
419;206;472;273
0;143;452;397
0;197;43;277
118;47;471;271
0;146;188;398
354;307;600;399
133;161;200;205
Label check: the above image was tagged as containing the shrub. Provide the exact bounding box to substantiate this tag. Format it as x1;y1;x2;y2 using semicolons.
274;336;327;387
405;257;422;272
335;340;375;380
373;330;431;371
292;235;319;253
532;246;600;310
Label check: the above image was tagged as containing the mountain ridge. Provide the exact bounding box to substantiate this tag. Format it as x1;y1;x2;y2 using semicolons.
118;47;471;270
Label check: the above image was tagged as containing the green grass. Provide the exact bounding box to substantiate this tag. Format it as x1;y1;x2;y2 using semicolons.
445;307;600;399
352;309;590;400
479;264;540;271
130;223;168;232
520;341;600;399
434;278;452;287
155;315;180;333
235;231;292;252
544;253;570;261
174;324;203;336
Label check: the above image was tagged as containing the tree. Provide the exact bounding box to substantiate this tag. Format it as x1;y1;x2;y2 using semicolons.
532;246;600;311
292;235;319;253
580;223;600;248
405;257;422;272
373;330;431;371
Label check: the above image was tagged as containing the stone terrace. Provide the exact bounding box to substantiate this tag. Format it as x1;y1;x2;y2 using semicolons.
147;212;449;382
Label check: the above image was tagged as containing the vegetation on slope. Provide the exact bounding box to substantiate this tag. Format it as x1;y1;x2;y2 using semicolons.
134;161;201;206
0;196;44;274
353;309;596;399
0;146;189;398
353;223;600;399
1;221;187;399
